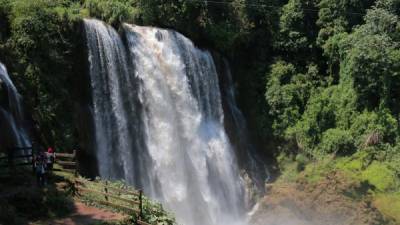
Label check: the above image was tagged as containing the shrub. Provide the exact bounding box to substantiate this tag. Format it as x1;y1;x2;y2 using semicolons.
84;0;138;26
286;86;336;155
295;153;309;171
318;128;355;155
350;109;398;147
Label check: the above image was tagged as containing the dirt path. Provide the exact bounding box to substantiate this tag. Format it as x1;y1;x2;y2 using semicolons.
30;201;126;225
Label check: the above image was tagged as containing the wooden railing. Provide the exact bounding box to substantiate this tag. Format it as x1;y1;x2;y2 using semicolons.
0;147;34;172
0;148;77;171
73;178;151;225
54;150;78;175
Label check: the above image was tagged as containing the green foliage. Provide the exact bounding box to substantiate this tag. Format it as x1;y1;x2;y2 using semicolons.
266;61;302;136
319;128;354;155
276;0;318;52
335;151;371;173
376;0;400;14
141;199;176;225
317;0;374;46
350;109;398;147
361;161;397;192
266;3;400;189
84;0;137;26
266;61;323;138
295;153;309;170
0;0;11;43
301;156;336;183
3;0;84;149
276;152;301;182
336;6;400;111
286;86;336;154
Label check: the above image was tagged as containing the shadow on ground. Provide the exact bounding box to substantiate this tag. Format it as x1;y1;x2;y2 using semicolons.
0;169;126;225
0;169;75;225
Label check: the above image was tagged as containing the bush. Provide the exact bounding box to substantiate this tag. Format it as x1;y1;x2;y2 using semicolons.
84;0;137;26
286;86;336;155
350;109;398;147
295;153;309;171
266;61;322;138
6;0;82;149
318;128;355;155
276;152;299;182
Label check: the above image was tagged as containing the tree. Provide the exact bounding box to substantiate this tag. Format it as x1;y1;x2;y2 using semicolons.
317;0;374;47
266;61;322;138
276;0;319;53
7;0;82;148
339;7;400;111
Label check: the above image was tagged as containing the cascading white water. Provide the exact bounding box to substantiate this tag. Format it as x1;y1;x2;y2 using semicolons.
0;62;30;148
84;19;139;184
124;24;246;225
84;19;248;225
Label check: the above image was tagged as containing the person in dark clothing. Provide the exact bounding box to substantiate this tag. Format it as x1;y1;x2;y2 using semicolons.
35;152;47;186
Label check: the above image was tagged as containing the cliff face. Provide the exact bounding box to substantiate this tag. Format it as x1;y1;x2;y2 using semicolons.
70;22;98;178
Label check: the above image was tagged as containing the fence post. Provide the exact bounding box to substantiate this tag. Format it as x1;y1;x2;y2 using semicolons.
73;179;78;196
139;190;143;220
104;181;109;202
73;149;78;177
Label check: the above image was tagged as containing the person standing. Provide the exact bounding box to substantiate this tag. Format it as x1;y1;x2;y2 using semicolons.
46;147;55;170
35;152;46;186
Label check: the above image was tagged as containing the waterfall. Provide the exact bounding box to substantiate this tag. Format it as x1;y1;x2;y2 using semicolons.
84;19;248;225
84;19;140;184
0;62;30;148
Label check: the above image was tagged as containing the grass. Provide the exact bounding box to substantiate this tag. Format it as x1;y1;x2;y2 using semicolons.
361;162;397;192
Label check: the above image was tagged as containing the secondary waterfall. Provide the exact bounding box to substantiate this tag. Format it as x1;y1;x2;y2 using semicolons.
0;62;30;148
85;19;248;225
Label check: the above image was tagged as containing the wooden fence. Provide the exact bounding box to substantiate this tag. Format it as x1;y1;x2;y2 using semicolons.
0;147;34;172
54;150;78;175
0;147;78;175
73;178;151;225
